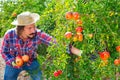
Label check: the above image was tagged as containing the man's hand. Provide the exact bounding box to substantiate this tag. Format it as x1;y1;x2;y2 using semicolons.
70;46;83;56
11;61;21;68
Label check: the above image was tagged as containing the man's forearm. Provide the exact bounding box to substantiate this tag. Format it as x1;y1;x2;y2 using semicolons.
71;46;82;56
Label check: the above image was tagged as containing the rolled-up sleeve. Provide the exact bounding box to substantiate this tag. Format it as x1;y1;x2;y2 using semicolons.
37;30;56;45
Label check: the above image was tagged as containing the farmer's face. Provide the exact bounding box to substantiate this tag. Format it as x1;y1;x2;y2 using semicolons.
23;23;36;39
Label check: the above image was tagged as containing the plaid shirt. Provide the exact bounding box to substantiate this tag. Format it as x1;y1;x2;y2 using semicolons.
0;28;56;67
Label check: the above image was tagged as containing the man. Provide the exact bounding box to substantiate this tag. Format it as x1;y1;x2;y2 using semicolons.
0;11;82;80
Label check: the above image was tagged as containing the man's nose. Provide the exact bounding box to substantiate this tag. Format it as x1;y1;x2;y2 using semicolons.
31;28;36;33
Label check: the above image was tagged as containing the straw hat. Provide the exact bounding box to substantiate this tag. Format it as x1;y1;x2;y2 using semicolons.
11;11;40;26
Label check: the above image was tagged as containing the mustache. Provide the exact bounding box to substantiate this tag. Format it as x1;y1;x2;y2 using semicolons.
29;33;36;35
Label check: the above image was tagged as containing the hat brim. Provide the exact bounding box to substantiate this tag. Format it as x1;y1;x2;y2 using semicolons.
11;13;40;26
